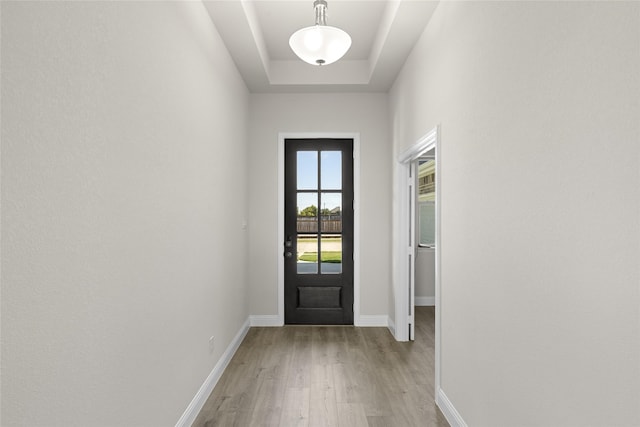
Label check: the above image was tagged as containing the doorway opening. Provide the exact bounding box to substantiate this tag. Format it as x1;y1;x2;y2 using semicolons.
278;132;362;326
394;125;440;391
394;123;442;368
284;138;354;324
415;152;436;310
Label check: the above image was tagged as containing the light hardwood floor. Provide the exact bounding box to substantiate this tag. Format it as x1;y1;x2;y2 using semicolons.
193;306;449;427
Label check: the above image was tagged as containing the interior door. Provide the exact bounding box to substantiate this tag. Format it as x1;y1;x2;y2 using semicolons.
284;138;354;325
408;161;416;340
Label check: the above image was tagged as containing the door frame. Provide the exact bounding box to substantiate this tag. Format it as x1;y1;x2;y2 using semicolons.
277;132;361;325
394;125;441;391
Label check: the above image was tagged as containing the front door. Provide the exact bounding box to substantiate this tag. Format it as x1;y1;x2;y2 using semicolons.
284;138;354;324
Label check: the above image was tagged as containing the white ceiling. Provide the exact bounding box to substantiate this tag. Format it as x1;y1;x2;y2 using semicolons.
202;0;439;93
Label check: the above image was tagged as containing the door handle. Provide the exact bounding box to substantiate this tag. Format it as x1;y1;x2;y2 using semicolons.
284;236;293;258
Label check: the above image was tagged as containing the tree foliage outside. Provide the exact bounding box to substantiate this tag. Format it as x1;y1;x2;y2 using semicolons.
299;205;317;217
298;205;339;217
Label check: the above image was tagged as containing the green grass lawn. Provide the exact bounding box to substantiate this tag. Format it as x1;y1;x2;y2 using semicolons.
298;251;342;263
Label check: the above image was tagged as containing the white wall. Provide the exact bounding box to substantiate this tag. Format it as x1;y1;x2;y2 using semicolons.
1;2;249;426
248;93;391;320
390;1;640;425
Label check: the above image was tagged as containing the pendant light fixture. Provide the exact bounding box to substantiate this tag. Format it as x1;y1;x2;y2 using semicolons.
289;0;352;66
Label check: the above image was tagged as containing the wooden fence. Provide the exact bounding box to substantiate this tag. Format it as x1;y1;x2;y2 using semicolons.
297;216;342;233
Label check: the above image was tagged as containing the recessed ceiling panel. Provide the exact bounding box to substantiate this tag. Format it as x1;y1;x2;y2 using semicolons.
202;0;439;93
253;0;388;61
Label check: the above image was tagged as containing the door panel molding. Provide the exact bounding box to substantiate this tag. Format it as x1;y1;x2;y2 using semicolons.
278;132;361;325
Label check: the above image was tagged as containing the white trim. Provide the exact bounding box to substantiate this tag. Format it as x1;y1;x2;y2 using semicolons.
277;137;285;325
249;315;283;327
353;136;361;327
392;163;410;341
175;318;250;427
355;315;388;327
387;315;396;337
436;389;467;427
397;126;438;164
409;161;416;340
415;296;435;306
434;129;442;400
277;132;361;326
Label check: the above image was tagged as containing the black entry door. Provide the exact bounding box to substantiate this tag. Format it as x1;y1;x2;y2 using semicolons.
284;138;354;325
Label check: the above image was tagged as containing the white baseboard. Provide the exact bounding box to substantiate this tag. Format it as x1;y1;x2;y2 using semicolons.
252;315;390;327
387;316;396;337
436;388;467;427
175;318;250;427
355;315;388;327
249;315;283;327
415;296;436;306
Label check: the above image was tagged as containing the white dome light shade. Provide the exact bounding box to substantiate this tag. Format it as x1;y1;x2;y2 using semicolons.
289;25;352;66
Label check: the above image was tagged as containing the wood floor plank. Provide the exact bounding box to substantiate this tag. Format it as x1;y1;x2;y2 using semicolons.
332;361;361;405
336;402;368;427
309;386;339;427
286;328;313;388
201;410;236;427
280;387;310;427
248;376;287;426
309;364;338;427
193;306;449;427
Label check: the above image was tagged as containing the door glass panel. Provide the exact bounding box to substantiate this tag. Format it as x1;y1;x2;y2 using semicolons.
320;235;342;274
408;254;412;312
320;192;342;233
418;159;436;195
297;151;318;190
297;193;318;233
321;151;341;189
408;183;413;241
297;234;318;274
419;202;435;246
418;159;436;247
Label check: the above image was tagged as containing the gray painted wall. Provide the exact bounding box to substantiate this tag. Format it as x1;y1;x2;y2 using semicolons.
390;1;640;425
248;93;392;319
1;2;250;425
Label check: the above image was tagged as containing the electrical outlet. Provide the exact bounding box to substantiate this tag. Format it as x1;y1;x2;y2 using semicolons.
209;336;215;353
